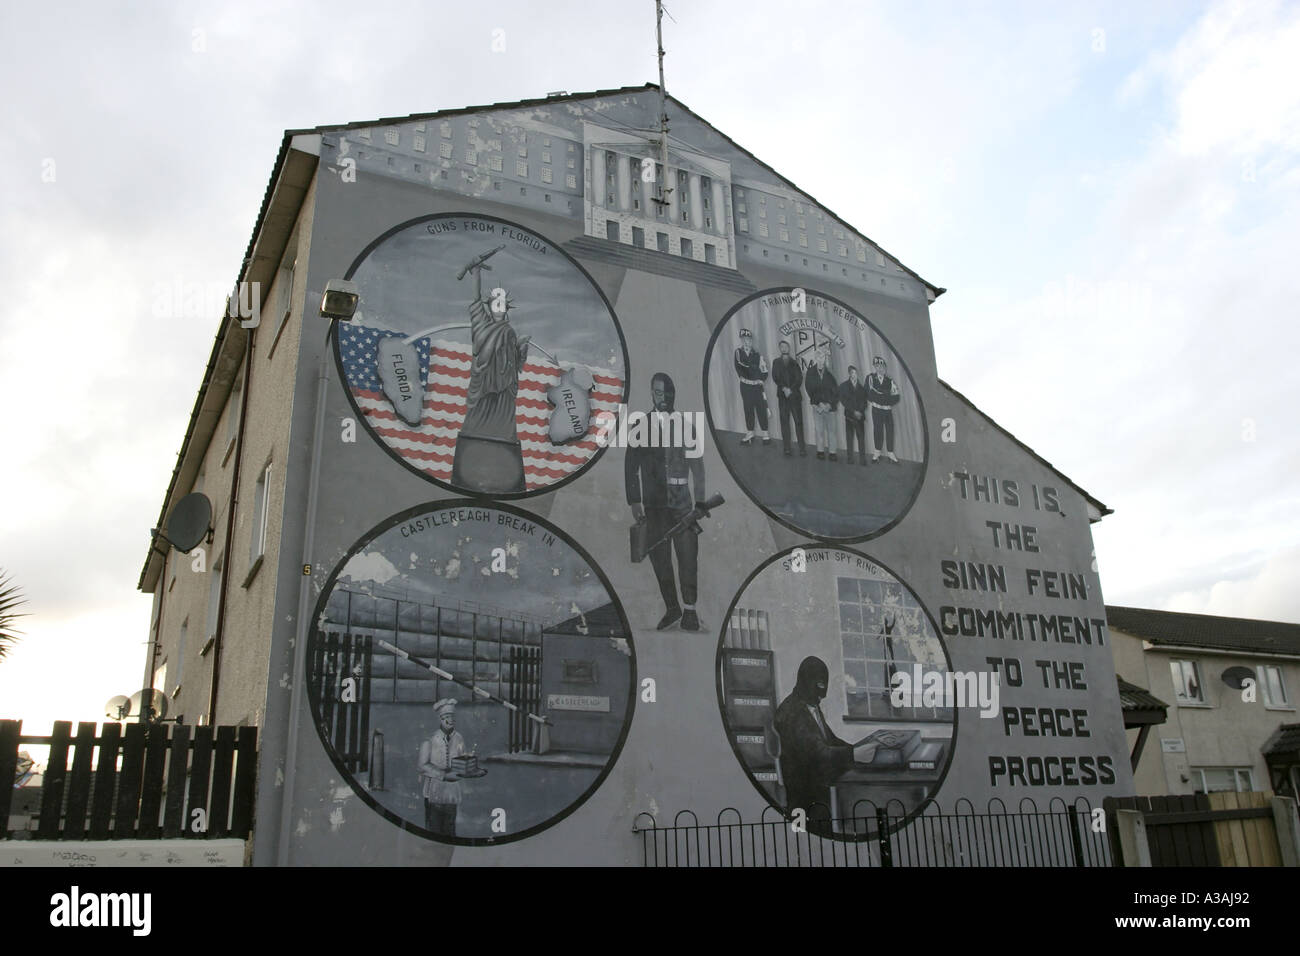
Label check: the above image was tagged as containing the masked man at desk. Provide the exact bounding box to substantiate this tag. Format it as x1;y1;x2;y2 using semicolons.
774;656;897;832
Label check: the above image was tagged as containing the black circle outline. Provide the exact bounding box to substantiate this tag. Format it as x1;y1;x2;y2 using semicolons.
701;286;929;543
713;544;957;841
305;498;638;847
333;212;631;500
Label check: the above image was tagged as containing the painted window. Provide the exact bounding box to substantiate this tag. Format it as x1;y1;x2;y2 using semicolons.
838;577;949;721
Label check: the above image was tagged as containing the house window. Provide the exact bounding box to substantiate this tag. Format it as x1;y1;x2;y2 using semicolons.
818;238;828;253
517;161;528;178
541;167;553;184
705;243;716;264
413;134;426;153
518;145;527;158
489;155;503;172
1170;659;1204;704
1261;665;1289;707
680;238;693;258
566;174;577;190
737;217;748;232
206;554;223;648
439;142;452;159
542;150;551;164
633;198;640;210
779;228;789;242
250;462;272;566
657;232;669;253
632;227;645;248
758;222;769;238
606;220;620;241
799;235;808;247
465;149;477;165
226;375;243;449
1193;767;1254;793
440;122;452;138
175;618;188;688
384;129;399;146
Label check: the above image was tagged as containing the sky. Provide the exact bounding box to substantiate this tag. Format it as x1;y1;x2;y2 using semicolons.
2;0;1298;737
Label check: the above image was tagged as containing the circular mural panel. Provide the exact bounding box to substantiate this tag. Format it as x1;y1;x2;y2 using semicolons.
307;501;636;846
335;213;628;497
703;288;927;541
716;546;955;839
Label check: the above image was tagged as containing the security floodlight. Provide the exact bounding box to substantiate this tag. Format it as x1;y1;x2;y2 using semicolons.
320;279;360;321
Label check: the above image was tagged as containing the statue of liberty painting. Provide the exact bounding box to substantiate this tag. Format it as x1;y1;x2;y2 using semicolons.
451;245;532;493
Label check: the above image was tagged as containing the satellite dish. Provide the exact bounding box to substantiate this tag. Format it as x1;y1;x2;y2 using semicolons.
128;688;169;722
104;694;132;720
162;492;213;553
1222;666;1255;689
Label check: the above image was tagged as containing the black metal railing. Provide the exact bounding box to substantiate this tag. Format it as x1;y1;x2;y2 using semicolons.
633;797;1112;867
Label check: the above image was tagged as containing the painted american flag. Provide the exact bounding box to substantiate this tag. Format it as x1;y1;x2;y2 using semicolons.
339;324;623;490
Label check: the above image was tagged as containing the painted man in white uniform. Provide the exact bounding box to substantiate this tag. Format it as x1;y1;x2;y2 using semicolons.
419;698;466;836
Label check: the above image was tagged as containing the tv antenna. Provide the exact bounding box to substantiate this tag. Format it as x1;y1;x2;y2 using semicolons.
651;0;674;210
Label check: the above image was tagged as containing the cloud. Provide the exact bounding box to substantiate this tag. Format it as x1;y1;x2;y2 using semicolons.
1164;546;1300;623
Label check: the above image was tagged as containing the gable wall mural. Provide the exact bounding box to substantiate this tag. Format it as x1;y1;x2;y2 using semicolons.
253;91;1133;866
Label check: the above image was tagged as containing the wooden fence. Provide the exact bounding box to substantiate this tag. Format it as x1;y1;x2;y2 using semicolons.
1;720;257;841
1104;792;1283;866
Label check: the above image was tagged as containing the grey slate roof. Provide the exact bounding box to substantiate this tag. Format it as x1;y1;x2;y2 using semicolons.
1261;722;1300;758
1107;605;1300;656
1116;675;1169;714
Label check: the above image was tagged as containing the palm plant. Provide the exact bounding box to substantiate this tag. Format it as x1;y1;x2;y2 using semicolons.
0;570;27;663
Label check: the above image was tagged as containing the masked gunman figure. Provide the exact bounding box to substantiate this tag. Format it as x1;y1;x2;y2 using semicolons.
450;248;532;493
625;373;706;631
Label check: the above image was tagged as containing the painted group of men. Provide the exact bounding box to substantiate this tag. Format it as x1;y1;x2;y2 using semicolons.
734;330;901;464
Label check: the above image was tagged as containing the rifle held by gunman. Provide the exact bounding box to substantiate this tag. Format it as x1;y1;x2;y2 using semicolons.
631;493;725;563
